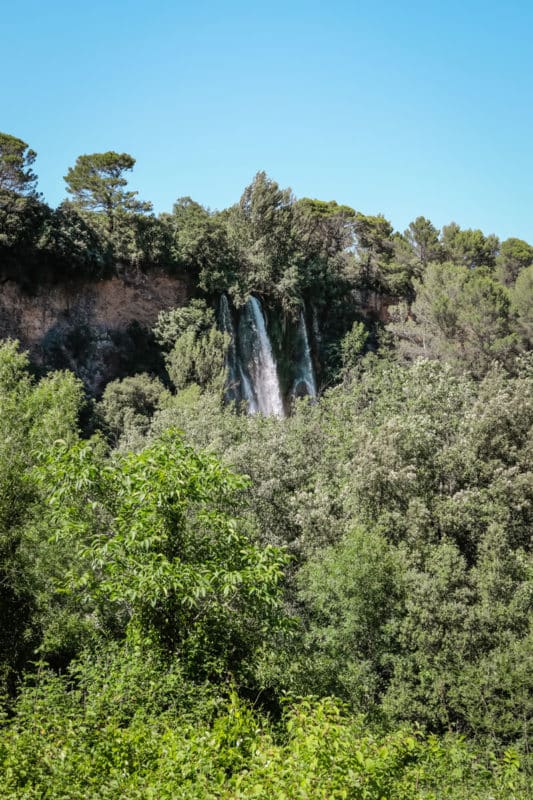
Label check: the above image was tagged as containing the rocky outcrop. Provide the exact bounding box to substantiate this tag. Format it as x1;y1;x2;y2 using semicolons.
357;290;397;323
0;270;190;393
0;270;190;349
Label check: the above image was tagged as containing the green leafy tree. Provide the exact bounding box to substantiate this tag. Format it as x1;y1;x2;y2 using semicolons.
392;217;444;297
42;431;290;679
35;201;107;276
340;321;368;377
154;300;227;393
157;197;236;287
0;342;83;690
224;171;299;308
441;222;499;271
511;264;533;346
497;237;533;286
293;527;405;708
0;133;45;275
64;151;151;233
405;216;442;269
294;198;356;267
293;198;357;301
2;678;526;798
0;132;38;196
98;373;169;448
165;326;227;393
353;212;396;291
388;262;518;375
0;192;48;258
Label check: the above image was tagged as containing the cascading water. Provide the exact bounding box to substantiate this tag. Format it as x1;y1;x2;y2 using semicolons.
292;308;317;399
218;294;241;404
237;296;285;417
238;363;259;413
219;294;317;416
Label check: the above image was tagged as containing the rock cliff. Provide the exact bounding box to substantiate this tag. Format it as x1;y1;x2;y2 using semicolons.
0;269;190;393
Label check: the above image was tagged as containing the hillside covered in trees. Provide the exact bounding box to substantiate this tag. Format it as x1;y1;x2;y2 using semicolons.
0;132;532;798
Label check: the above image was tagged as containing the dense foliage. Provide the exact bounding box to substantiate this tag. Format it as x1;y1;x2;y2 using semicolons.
0;130;532;797
2;132;531;385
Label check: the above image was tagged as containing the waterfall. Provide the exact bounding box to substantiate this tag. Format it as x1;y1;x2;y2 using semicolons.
292;309;317;399
237;296;284;417
220;293;315;417
218;294;240;404
238;363;259;414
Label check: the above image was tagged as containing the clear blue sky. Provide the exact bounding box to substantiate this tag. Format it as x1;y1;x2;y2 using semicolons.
2;0;532;240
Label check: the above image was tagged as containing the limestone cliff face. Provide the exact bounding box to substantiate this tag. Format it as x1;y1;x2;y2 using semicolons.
0;270;393;396
0;270;191;393
357;290;396;323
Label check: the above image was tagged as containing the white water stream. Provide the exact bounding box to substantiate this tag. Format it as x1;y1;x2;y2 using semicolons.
238;296;285;417
292;309;317;399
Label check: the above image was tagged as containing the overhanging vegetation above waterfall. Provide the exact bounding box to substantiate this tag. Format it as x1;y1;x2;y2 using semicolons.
2;135;531;399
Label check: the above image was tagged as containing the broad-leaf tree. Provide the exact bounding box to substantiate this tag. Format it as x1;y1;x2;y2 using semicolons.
41;430;290;679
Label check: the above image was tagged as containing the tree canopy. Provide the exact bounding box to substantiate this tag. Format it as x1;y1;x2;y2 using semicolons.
0;139;532;798
0;132;38;196
0;338;530;797
64;151;152;232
